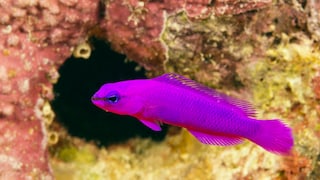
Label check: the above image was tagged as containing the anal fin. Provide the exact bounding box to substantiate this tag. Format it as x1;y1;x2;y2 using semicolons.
188;129;243;146
139;119;162;131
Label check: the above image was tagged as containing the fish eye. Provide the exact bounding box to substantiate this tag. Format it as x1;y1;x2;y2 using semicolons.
106;91;120;104
107;95;119;103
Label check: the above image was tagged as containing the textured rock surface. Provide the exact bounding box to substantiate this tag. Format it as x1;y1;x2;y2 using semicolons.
0;0;98;178
1;0;320;179
102;0;271;70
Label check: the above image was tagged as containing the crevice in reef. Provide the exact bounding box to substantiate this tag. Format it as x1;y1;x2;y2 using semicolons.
51;38;167;146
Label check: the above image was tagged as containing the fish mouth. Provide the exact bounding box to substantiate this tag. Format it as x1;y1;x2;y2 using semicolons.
91;96;106;101
91;96;109;112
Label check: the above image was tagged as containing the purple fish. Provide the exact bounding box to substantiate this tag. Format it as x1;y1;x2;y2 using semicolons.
91;73;293;155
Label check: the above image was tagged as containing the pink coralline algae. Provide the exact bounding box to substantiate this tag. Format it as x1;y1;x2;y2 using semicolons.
0;0;98;178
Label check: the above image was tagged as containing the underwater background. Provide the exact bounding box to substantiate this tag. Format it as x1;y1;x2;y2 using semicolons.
0;0;319;179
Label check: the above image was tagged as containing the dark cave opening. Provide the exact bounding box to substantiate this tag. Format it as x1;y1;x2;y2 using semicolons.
51;38;167;146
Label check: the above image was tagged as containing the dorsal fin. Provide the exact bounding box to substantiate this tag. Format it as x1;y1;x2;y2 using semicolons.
154;73;256;118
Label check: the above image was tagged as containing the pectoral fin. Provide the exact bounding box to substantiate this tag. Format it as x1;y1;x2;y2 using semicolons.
139;119;162;131
188;129;243;146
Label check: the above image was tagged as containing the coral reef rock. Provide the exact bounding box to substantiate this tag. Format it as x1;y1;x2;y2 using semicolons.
0;0;98;178
1;0;320;179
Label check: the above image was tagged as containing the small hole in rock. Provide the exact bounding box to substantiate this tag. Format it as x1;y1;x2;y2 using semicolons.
79;48;89;55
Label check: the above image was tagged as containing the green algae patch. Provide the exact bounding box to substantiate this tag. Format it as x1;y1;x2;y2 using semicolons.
57;146;78;162
56;144;96;163
51;139;102;180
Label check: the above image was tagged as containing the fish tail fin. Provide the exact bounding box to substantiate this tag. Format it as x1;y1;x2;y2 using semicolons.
249;119;294;155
